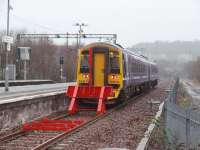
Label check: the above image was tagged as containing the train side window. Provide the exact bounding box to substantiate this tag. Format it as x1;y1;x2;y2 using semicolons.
80;54;89;73
131;59;133;73
139;63;141;73
139;63;140;73
134;60;137;73
128;56;131;75
143;65;145;72
142;64;143;72
122;54;126;77
135;61;137;73
138;62;140;73
141;64;143;73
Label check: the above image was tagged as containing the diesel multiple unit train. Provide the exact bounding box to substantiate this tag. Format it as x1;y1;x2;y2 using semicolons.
75;42;158;104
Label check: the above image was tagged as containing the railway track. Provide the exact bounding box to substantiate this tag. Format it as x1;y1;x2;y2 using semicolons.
0;91;149;150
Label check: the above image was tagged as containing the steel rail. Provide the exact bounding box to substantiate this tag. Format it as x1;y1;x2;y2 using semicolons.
32;91;150;150
0;113;69;144
0;131;26;143
0;89;154;149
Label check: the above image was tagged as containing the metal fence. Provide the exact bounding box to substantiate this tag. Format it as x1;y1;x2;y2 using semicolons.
164;78;200;149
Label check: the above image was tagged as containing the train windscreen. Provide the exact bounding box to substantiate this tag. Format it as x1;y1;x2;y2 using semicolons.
110;52;120;74
80;54;89;73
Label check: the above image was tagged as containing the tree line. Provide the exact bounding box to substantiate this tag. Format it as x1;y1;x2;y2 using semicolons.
184;57;200;82
131;41;200;79
0;30;78;82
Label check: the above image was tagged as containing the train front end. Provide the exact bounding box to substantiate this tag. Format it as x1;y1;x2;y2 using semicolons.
77;43;123;100
66;42;123;114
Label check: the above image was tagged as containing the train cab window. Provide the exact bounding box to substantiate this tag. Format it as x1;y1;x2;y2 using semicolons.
109;52;120;74
80;53;89;73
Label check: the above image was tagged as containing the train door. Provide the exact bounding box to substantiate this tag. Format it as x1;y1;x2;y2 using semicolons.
94;53;105;86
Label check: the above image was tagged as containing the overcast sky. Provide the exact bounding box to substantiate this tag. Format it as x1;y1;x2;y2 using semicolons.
0;0;200;46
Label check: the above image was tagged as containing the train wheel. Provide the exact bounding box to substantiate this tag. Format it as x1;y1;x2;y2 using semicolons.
118;90;127;103
144;83;149;92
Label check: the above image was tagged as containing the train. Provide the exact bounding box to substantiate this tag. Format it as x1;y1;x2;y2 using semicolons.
74;42;158;104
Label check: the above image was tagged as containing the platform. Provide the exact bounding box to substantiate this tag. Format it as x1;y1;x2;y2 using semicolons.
0;82;76;129
0;82;76;104
0;80;53;87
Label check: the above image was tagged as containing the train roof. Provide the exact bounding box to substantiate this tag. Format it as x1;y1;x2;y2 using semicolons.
122;48;156;65
82;42;122;50
82;42;157;65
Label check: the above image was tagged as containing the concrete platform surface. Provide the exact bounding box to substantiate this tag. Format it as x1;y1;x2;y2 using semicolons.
0;82;76;102
0;80;53;87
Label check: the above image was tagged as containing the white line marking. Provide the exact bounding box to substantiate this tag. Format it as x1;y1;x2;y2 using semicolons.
136;102;164;150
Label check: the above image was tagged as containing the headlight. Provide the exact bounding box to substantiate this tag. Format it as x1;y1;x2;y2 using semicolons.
83;74;89;79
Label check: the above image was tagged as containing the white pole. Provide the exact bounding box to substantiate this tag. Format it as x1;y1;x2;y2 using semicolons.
5;0;10;91
24;60;27;80
60;64;63;81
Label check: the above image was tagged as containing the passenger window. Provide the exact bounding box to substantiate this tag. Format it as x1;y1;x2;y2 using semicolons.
123;54;126;77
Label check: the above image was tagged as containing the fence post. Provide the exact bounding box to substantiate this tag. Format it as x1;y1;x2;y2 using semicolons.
186;108;191;150
164;100;168;125
175;77;179;103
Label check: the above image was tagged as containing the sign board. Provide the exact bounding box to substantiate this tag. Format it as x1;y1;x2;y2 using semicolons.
2;36;14;44
7;43;11;51
17;47;31;60
60;56;64;64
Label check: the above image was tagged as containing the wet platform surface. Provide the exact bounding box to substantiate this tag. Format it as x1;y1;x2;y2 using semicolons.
0;82;75;103
0;80;53;87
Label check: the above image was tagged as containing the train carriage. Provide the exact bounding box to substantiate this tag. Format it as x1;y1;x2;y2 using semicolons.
75;42;158;103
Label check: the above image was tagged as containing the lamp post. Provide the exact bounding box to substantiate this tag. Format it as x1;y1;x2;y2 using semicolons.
59;56;64;81
4;0;11;92
74;23;87;48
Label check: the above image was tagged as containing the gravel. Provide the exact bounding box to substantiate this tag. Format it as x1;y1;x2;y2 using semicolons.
50;80;170;150
0;111;96;150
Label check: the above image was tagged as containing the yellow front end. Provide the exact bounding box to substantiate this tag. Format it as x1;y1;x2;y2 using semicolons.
76;43;124;102
107;49;123;100
77;50;90;85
